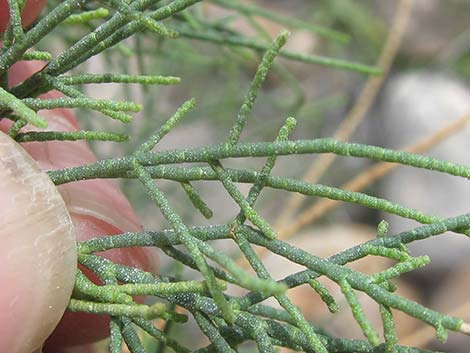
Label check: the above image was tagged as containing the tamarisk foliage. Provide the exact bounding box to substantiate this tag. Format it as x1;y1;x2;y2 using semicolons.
1;1;469;352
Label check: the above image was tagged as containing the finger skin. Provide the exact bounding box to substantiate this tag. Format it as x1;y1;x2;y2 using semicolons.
0;0;48;32
2;60;158;350
0;131;76;353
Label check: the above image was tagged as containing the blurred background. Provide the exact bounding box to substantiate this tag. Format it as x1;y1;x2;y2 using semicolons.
41;0;470;351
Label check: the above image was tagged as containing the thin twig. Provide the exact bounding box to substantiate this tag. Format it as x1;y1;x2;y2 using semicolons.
274;0;414;229
236;114;469;266
400;301;470;345
277;114;470;239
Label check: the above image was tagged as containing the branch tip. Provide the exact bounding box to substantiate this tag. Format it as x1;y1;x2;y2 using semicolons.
460;322;470;335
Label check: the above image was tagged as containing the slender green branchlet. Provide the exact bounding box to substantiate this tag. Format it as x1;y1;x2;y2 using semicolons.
3;1;469;352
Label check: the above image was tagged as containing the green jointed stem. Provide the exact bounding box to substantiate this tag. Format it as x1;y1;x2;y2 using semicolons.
4;0;467;350
77;0;200;73
0;86;47;128
7;118;27;138
218;171;442;226
171;24;381;75
247;304;295;325
174;244;282;294
229;223;327;353
6;0;24;44
228;119;295;232
186;228;287;295
176;290;438;353
240;323;428;353
241;229;466;336
68;299;174;320
96;251;459;353
133;162;236;324
363;245;409;262
107;280;214;296
50;163;460;229
78;218;470;306
227;31;288;146
120;317;146;353
160;245;234;284
180;181;214;219
210;160;276;239
62;0;198;76
234;212;326;353
79;253;154;287
309;279;339;313
74;268;133;304
78;213;470;276
59;73;181;85
339;278;380;346
20;51;52;61
103;0;179;38
6;0;160;98
237;117;297;212
131;99;236;321
45;75;133;122
233;135;329;352
51;138;470;183
133;318;191;353
132;100;237;326
135;139;470;179
157;264;184;353
0;0;87;71
77;212;470;339
238;212;470;310
372;256;430;283
21;97;141;112
78;254;190;351
140;15;179;38
224;54;327;349
15;0;197;99
210;0;350;43
136;98;196;153
40;0;158;76
109;319;123;353
194;312;236;353
79;226;285;295
377;220;390;237
380;305;398;353
2;1;31;51
235;315;274;353
275;294;329;353
63;8;110;25
220;34;288;296
47;135;470;231
76;265;213;297
147;0;203;18
15;131;129;143
106;258;274;350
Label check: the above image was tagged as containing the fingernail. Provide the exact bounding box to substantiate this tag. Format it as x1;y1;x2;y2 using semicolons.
0;131;76;353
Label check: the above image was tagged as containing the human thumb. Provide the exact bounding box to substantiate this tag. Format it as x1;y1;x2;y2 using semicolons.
0;131;76;353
